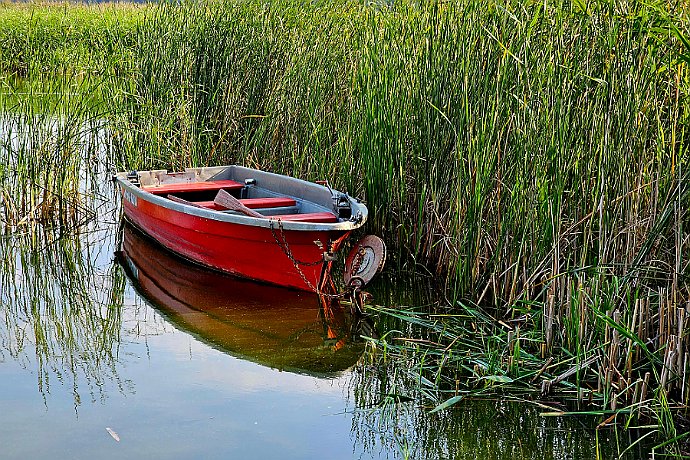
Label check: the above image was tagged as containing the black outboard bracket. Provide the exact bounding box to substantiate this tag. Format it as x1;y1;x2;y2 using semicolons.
334;192;352;219
241;178;256;199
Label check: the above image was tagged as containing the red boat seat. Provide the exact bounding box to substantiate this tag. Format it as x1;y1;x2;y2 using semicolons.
165;194;337;223
270;212;338;223
143;179;244;195
241;197;298;209
189;197;297;210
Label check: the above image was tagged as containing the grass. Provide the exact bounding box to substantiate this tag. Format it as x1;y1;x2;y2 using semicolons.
0;81;106;230
0;2;140;79
0;0;688;455
113;0;689;288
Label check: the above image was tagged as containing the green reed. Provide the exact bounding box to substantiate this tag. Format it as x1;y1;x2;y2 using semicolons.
0;2;139;79
113;0;688;289
0;4;134;406
0;94;98;229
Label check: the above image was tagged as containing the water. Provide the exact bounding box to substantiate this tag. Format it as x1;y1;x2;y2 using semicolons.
0;129;644;459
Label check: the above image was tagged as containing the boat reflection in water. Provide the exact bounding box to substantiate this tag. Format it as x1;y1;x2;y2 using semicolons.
117;223;364;376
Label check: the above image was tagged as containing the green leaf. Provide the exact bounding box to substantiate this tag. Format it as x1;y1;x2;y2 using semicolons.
481;375;514;383
429;395;464;414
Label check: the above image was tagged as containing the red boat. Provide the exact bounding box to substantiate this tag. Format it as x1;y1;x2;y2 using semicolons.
114;165;368;291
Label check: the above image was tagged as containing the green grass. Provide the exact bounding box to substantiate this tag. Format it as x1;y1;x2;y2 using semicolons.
0;2;140;79
113;0;689;288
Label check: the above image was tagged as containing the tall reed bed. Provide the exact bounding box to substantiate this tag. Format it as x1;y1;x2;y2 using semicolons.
114;0;688;290
0;2;141;229
113;0;689;451
0;80;105;230
0;2;140;80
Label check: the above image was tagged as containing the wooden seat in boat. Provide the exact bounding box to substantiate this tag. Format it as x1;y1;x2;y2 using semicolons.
168;193;337;223
241;197;297;208
183;197;297;210
143;179;244;195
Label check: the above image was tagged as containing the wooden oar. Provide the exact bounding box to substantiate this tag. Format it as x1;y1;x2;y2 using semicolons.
167;194;205;208
214;189;264;218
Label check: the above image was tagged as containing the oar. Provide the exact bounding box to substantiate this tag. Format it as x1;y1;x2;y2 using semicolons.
214;189;264;218
167;194;205;208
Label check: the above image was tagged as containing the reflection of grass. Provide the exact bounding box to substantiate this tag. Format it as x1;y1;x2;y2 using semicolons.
0;224;128;406
0;2;138;410
348;361;642;460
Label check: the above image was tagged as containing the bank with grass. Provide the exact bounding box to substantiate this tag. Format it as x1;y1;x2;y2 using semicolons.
1;0;689;456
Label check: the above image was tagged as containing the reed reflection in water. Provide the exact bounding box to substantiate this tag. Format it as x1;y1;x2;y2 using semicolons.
0;224;128;406
0;117;127;408
347;369;640;460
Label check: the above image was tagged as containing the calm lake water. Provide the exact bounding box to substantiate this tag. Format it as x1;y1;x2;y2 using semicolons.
0;126;643;459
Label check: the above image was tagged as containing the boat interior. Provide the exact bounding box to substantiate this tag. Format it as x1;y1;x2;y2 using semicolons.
131;166;346;223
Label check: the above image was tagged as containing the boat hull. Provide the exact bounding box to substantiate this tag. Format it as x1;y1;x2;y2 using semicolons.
117;168;359;291
120;186;348;291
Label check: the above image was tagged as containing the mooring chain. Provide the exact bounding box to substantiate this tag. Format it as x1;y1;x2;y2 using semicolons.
269;219;345;298
269;220;323;267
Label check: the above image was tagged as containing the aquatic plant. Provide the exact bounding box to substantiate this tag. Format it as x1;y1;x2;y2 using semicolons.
114;0;688;295
0;2;139;79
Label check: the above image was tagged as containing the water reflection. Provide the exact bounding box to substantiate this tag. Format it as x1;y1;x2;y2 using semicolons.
117;223;364;376
347;352;646;459
0;213;128;408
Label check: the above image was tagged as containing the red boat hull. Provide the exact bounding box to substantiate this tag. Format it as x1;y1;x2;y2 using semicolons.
121;193;348;291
